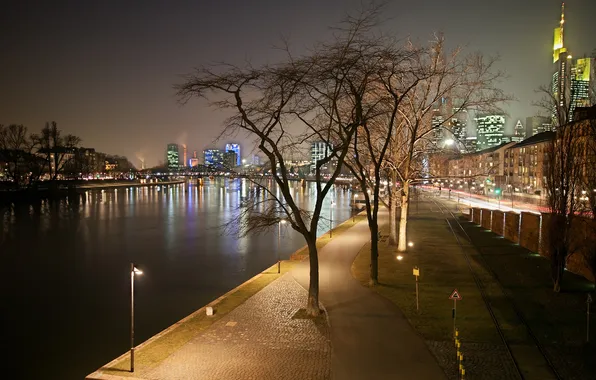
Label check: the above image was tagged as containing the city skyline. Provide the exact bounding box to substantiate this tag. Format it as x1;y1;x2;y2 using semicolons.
2;0;595;167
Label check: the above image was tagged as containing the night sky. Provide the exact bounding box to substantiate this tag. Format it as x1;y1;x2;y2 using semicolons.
2;0;595;167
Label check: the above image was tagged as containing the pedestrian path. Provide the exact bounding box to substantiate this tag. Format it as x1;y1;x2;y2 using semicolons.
292;209;446;380
88;211;446;380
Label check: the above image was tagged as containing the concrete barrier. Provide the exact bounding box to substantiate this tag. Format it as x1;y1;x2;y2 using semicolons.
480;209;492;230
472;208;481;224
519;212;541;253
504;212;520;243
491;210;505;236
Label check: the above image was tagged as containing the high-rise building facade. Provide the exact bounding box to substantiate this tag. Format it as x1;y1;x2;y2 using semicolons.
549;4;595;124
166;143;180;171
570;57;595;118
475;114;505;151
225;143;241;166
203;149;224;168
526;116;552;137
223;151;237;169
310;141;332;172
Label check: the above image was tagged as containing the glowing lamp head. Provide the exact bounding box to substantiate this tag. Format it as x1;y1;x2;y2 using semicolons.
397;255;403;261
133;266;143;275
408;242;414;247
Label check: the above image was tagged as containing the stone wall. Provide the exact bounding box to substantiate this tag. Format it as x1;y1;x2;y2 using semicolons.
491;210;505;236
519;212;541;253
480;209;492;230
503;212;520;243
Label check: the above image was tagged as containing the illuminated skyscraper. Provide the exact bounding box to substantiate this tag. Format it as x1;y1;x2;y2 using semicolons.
475;114;505;151
310;141;332;172
166;143;180;171
551;3;570;124
570;57;595;119
225;143;241;166
549;3;595;124
204;149;224;168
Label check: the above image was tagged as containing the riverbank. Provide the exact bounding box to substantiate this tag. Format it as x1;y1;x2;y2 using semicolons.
77;180;185;190
0;180;186;204
86;213;365;379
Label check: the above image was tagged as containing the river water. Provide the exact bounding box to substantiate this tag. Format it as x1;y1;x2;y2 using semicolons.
0;178;353;379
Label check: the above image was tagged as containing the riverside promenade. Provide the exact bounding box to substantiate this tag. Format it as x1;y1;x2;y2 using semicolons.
86;212;445;380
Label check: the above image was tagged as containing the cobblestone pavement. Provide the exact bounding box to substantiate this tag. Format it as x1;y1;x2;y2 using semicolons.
426;341;520;380
143;274;331;380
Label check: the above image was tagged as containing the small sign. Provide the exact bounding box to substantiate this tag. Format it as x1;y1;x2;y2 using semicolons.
588;294;593;304
449;289;462;300
413;268;420;277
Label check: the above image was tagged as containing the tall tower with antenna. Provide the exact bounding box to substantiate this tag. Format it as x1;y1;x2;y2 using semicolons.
552;2;572;125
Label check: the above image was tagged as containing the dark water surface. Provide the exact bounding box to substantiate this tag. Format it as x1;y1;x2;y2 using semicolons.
0;178;353;379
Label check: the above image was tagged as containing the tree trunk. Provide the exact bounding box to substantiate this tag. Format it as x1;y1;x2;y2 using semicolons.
369;220;379;286
551;247;565;293
398;182;410;252
306;234;321;316
388;177;398;246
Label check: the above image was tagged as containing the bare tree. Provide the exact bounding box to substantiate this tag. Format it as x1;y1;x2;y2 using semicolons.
0;124;45;188
35;121;81;181
176;10;382;315
537;75;586;291
387;36;509;252
343;40;432;285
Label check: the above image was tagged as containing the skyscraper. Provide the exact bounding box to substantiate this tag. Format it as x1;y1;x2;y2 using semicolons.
225;143;241;166
511;119;526;142
166;143;180;171
549;3;595;124
570;57;595;119
551;3;570;124
223;151;237;169
475;114;505;151
526;116;552;137
204;149;224;168
310;141;332;172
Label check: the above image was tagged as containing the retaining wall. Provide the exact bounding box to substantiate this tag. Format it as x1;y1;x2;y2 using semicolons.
472;208;481;224
491;210;505;236
503;212;520;243
480;209;492;230
519;212;541;253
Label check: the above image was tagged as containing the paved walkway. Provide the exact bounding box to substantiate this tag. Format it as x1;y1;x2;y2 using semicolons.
89;211;446;380
143;274;331;380
292;209;446;380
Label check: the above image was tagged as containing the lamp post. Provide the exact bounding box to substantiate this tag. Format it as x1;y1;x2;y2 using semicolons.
130;263;143;373
329;200;334;238
278;220;286;273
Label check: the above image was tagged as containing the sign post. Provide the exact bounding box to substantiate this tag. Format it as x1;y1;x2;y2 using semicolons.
449;289;462;338
587;294;593;343
413;267;420;311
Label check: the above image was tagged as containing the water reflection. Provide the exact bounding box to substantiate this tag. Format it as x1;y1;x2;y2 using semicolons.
0;178;354;379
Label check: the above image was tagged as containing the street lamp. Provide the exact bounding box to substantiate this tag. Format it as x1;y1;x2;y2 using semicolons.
278;220;286;273
130;263;143;372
